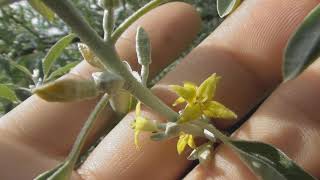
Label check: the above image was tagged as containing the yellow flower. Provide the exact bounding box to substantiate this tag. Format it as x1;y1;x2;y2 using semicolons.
177;132;196;154
131;102;158;148
170;74;237;123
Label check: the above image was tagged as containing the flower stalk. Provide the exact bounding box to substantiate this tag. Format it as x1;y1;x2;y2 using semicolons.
111;0;170;43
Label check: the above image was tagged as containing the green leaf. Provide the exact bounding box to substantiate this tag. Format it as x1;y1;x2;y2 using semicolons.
35;162;72;180
229;140;316;180
34;163;63;180
42;34;77;79
217;0;242;18
0;0;20;7
0;84;20;103
283;5;320;82
45;61;79;82
8;61;33;81
0;0;10;7
28;0;55;22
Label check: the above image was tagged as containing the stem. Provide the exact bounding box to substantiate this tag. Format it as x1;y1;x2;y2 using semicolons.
42;0;178;122
68;94;111;165
111;0;169;43
141;65;149;86
103;7;114;41
194;120;230;145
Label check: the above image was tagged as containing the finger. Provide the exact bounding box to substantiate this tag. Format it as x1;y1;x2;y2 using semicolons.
184;1;320;178
184;57;320;180
78;0;319;179
0;1;201;160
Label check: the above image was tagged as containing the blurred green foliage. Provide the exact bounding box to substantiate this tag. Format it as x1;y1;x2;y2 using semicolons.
0;0;221;115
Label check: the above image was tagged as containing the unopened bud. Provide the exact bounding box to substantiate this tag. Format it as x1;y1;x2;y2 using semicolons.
136;27;152;66
78;43;104;69
33;78;99;102
110;90;132;115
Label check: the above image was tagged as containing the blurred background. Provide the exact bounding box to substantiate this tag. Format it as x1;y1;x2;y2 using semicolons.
0;0;222;116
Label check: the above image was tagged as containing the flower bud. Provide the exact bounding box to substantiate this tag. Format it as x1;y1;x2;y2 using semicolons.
78;43;104;69
33;78;99;102
92;71;124;95
136;27;152;66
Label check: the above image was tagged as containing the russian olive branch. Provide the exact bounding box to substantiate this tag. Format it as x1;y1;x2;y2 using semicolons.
42;0;233;154
42;0;178;122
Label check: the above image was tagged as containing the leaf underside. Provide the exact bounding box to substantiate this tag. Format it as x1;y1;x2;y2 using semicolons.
230;140;316;180
283;4;320;82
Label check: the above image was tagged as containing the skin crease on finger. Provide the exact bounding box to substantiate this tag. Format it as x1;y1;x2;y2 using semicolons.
183;0;320;180
0;2;201;180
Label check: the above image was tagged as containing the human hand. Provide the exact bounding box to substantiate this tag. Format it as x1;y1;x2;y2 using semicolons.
0;1;319;179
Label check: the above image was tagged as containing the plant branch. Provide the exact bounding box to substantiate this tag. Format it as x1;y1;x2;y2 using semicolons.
103;6;114;41
111;0;169;43
42;0;178;121
194;120;230;144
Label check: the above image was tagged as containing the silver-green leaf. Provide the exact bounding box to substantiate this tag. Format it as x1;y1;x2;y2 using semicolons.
42;34;77;79
0;84;20;103
217;0;242;18
28;0;55;22
9;61;33;81
283;5;320;82
34;163;64;180
45;61;79;82
229;140;316;180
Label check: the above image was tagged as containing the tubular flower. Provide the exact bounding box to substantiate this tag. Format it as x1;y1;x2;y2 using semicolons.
177;132;196;154
131;102;158;148
170;74;237;123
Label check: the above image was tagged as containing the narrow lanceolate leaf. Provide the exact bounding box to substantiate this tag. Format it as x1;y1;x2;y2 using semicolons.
28;0;55;22
45;61;79;82
36;162;72;180
0;84;20;103
229;140;316;180
9;61;33;81
283;5;320;82
136;26;152;66
42;34;77;79
34;163;64;180
0;0;16;7
217;0;242;18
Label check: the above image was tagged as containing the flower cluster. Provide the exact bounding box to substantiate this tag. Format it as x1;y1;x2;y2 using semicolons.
131;74;237;160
